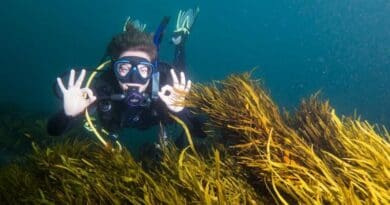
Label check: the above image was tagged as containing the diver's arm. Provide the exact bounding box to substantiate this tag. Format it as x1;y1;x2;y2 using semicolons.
172;108;207;138
171;7;200;72
47;107;89;136
159;68;205;137
173;41;186;72
48;69;96;136
47;110;75;136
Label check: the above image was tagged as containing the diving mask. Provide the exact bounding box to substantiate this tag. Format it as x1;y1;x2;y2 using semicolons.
113;56;155;84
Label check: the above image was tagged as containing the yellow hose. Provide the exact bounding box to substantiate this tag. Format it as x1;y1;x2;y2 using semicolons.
84;60;111;147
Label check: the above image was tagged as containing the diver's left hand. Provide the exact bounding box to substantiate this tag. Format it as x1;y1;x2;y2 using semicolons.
158;69;191;113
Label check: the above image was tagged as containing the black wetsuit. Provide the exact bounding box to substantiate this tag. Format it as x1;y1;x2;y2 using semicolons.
47;42;205;142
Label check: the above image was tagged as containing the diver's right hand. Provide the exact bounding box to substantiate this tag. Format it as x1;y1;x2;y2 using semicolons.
57;69;96;117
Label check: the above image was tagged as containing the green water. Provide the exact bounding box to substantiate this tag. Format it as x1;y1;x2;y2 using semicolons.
0;0;389;155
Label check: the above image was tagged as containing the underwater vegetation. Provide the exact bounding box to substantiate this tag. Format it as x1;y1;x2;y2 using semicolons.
0;72;389;204
188;72;390;204
0;137;264;204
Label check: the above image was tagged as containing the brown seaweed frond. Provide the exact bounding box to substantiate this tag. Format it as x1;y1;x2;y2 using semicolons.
0;134;266;204
291;94;390;203
153;139;265;204
187;72;285;145
323;114;390;203
289;93;345;156
189;72;390;204
0;138;150;204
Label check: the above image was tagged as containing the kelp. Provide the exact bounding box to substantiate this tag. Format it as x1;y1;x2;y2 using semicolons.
0;129;264;204
0;72;389;204
188;72;390;204
0;139;146;204
150;140;265;204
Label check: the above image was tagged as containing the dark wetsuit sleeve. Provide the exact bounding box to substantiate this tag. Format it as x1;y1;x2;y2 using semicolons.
173;108;206;138
47;110;74;136
173;42;186;72
47;107;87;136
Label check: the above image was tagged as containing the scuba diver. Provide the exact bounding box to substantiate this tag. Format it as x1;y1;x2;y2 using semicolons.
47;8;205;149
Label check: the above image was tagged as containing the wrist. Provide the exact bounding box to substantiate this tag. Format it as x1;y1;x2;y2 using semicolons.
167;105;184;113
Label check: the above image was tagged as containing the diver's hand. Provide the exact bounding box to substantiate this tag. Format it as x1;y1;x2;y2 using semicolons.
57;69;96;117
158;69;191;113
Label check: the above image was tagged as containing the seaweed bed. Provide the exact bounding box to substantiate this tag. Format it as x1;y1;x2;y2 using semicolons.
0;72;389;204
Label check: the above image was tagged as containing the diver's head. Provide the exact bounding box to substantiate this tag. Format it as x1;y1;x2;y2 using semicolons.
106;24;157;107
107;24;157;92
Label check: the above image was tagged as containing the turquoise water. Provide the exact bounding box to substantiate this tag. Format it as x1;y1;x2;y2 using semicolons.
0;1;389;125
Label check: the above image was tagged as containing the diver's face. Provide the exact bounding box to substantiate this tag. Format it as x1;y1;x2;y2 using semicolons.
117;50;152;92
